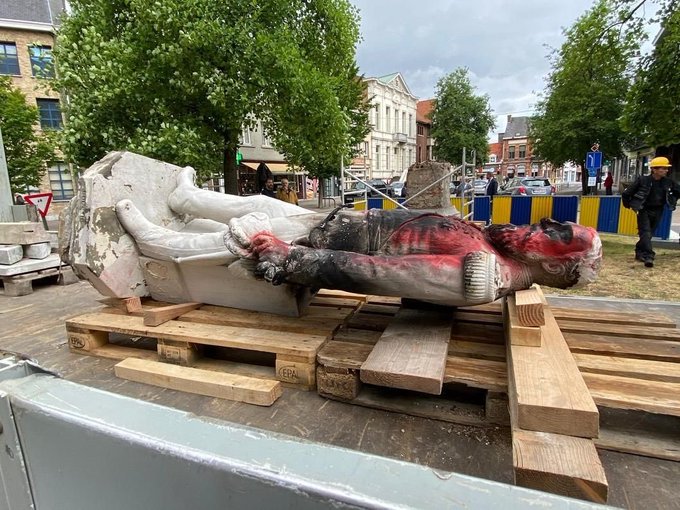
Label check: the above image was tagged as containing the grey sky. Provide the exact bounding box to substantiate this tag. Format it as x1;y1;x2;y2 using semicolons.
348;0;601;137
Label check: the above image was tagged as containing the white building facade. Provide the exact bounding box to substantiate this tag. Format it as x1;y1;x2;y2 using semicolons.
349;73;417;182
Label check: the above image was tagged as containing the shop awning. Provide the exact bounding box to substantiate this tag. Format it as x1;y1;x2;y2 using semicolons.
242;162;303;174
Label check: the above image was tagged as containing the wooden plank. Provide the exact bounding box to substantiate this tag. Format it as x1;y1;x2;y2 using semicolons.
122;297;143;314
66;312;327;361
566;333;680;363
595;427;680;462
114;357;282;406
552;308;677;328
444;356;507;392
573;353;680;383
558;320;680;341
503;296;541;347
506;300;599;438
513;429;608;503
514;288;545;327
360;308;454;395
583;372;680;416
143;302;201;326
315;289;367;302
309;296;363;308
359;303;400;316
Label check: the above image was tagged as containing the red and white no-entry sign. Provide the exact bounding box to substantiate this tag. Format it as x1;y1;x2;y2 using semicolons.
24;192;53;218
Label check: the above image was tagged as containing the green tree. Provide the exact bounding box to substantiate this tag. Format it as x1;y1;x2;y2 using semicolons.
54;0;369;193
530;0;643;191
0;77;56;193
430;68;495;167
623;5;680;148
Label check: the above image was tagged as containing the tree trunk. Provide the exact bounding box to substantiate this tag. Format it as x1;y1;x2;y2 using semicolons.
222;133;239;195
317;177;324;208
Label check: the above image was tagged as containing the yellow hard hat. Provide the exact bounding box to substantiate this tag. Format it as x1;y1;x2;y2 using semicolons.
650;156;672;168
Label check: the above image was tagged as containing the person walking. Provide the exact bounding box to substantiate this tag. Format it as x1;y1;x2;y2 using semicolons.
622;156;680;268
604;171;613;195
261;178;276;198
276;178;299;205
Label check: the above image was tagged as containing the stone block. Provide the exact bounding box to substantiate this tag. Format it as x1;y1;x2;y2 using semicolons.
0;222;50;245
24;242;51;259
407;161;453;210
2;279;33;297
0;245;23;265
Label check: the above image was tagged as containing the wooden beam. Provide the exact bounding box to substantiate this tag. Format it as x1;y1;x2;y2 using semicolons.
505;290;600;438
513;287;545;326
360;307;454;395
114;357;282;406
143;302;201;326
122;297;143;314
503;296;542;347
513;429;608;503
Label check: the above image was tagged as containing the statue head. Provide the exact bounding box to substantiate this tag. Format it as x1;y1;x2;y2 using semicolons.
486;218;602;288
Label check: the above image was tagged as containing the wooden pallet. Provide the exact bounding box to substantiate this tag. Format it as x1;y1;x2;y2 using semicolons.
317;298;510;427
1;266;77;297
66;293;363;390
319;297;680;453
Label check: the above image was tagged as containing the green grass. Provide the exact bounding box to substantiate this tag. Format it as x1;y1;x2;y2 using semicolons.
547;234;680;302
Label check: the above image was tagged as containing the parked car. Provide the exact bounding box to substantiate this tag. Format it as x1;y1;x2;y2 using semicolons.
389;181;405;198
473;179;488;195
450;180;472;195
498;177;556;196
344;179;392;203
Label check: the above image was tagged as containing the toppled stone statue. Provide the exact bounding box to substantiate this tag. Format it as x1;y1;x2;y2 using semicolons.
62;152;602;316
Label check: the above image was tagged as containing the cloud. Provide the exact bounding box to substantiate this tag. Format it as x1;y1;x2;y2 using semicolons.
349;0;595;137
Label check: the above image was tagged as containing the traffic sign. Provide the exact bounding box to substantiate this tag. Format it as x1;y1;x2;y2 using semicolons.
24;192;53;218
585;151;602;171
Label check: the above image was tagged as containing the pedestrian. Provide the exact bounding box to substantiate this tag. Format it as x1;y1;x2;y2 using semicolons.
261;178;276;198
276;178;298;205
14;193;25;205
485;170;498;198
604;172;613;195
622;156;680;268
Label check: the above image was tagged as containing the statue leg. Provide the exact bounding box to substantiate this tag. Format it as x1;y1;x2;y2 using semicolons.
168;167;313;224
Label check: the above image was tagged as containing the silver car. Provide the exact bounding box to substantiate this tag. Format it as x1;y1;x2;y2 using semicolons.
499;177;555;196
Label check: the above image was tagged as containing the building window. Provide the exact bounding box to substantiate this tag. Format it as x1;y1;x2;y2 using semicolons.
516;164;526;176
408;114;412;136
508;146;515;159
239;126;252;145
375;104;380;130
394;109;399;132
385;106;390;132
408;148;412;166
0;42;20;75
489;154;497;163
385;146;390;171
417;124;424;136
375;144;380;171
262;131;273;148
49;163;74;200
519;145;526;159
29;45;54;78
36;99;62;129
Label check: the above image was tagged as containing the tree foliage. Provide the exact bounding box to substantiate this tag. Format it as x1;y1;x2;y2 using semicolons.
430;68;495;166
54;0;369;192
0;77;56;193
623;3;680;147
530;0;644;171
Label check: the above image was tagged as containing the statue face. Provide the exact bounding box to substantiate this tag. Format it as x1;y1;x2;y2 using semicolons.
487;218;602;287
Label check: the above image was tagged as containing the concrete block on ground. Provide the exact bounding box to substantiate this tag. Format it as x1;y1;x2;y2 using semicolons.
0;245;23;265
2;279;33;297
58;266;80;285
24;242;51;259
0;222;50;245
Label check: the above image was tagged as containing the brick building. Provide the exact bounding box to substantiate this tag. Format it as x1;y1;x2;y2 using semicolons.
415;99;434;164
1;0;70;218
497;115;547;180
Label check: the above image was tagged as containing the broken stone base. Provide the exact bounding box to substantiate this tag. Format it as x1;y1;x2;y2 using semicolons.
406;161;458;215
61;151;310;316
0;245;23;265
140;257;310;316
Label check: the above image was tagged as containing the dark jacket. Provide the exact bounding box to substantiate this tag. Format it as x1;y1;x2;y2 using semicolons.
485;177;498;197
622;175;680;212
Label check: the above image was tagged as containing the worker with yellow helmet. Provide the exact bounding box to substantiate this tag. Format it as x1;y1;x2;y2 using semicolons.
622;156;680;267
